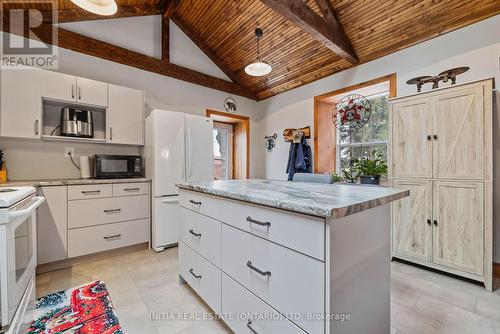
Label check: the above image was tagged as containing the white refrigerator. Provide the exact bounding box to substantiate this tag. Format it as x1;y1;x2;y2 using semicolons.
145;110;214;252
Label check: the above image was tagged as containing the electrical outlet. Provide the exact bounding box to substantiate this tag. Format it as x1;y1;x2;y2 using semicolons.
64;147;74;158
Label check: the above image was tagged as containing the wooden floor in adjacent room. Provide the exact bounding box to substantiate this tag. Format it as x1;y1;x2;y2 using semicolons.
36;248;500;334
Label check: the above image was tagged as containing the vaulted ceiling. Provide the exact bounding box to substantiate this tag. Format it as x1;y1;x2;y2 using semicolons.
2;0;500;100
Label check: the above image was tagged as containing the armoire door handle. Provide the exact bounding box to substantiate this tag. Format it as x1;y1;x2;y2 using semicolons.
426;135;432;140
433;134;438;140
426;219;431;225
433;219;438;226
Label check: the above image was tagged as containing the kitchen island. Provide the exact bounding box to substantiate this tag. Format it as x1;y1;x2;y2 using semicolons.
176;179;409;334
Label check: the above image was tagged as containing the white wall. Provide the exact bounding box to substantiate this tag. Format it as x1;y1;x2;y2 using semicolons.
0;16;266;180
257;14;500;260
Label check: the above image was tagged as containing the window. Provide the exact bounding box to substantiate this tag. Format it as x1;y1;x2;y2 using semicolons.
213;122;233;180
337;92;389;171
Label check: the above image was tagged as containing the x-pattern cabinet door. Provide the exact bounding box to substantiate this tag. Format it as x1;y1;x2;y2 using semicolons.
432;181;483;275
432;86;484;180
390;98;433;178
391;179;433;262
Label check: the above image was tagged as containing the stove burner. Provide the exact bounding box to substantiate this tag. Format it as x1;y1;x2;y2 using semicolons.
0;188;18;193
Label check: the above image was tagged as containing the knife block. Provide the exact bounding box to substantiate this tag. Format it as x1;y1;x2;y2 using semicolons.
0;163;6;183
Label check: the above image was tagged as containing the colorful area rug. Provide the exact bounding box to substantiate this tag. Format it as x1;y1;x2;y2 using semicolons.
26;280;123;334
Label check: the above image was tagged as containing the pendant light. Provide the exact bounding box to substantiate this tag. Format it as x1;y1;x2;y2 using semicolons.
245;28;272;77
71;0;118;16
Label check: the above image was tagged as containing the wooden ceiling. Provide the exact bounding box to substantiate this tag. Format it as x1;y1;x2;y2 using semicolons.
2;0;500;100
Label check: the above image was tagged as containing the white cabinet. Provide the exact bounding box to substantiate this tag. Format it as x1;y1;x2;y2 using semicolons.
41;71;107;107
1;67;145;145
36;181;150;268
37;186;68;265
389;79;493;291
107;84;144;145
0;67;44;139
41;70;77;102
76;77;108;106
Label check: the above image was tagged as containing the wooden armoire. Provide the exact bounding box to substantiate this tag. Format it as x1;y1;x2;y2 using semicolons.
388;79;494;291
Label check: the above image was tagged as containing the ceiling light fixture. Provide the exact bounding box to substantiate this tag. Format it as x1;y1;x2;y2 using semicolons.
70;0;118;16
245;28;272;77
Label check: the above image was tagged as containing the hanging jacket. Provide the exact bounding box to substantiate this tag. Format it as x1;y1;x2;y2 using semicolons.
286;136;312;181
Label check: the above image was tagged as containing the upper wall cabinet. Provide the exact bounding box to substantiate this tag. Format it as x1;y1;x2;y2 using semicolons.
107;84;144;145
1;67;145;145
41;71;108;107
76;77;108;106
1;67;44;139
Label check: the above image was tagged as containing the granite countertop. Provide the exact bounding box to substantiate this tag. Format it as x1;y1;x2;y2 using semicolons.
0;177;151;187
177;179;409;218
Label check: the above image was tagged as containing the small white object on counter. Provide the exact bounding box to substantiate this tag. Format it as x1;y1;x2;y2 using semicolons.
79;156;91;179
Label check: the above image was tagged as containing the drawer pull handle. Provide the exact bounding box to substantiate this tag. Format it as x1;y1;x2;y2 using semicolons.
82;190;101;194
189;268;202;279
124;187;140;191
104;234;121;240
246;216;271;227
247;261;271;277
189;229;202;237
189;200;202;205
104;208;121;213
247;321;258;334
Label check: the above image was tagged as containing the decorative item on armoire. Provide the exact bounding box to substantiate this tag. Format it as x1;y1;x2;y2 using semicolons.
264;133;278;152
284;127;312;181
406;67;470;92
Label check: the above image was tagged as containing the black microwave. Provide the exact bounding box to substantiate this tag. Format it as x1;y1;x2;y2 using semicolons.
94;155;144;179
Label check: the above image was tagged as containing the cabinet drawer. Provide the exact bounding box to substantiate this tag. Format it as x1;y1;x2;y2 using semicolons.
222;224;324;334
180;208;221;267
68;195;148;229
222;273;307;334
179;242;221;314
68;184;112;200
68;219;148;258
179;190;325;261
112;182;149;197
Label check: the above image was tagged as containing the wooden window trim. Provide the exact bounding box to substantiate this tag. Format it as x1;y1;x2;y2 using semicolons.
313;73;397;173
206;110;250;179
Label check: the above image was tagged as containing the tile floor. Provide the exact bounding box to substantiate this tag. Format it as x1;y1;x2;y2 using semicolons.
36;247;500;334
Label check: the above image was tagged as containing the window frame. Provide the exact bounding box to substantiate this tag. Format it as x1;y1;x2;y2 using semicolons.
335;91;390;172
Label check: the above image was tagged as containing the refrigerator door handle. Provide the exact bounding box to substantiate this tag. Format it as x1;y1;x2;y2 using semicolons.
180;127;185;181
187;127;192;180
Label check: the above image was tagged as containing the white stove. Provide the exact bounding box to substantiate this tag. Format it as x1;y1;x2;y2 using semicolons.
0;187;36;209
0;186;44;334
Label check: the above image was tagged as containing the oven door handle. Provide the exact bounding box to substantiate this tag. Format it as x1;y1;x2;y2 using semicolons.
8;196;45;220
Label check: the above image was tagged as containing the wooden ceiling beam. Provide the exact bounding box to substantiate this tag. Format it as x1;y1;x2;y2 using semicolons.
39;4;163;23
162;0;182;62
171;15;256;99
0;16;256;100
260;0;358;64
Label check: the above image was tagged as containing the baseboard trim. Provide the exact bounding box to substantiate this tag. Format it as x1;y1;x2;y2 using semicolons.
494;262;500;278
36;242;149;274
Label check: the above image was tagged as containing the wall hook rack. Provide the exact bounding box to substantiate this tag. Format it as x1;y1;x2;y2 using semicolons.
265;133;278;152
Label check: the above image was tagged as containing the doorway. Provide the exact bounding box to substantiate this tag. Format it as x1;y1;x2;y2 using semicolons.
206;110;250;180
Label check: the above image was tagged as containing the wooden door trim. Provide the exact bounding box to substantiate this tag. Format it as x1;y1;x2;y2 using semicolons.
494;262;500;278
313;73;396;173
206;109;250;179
